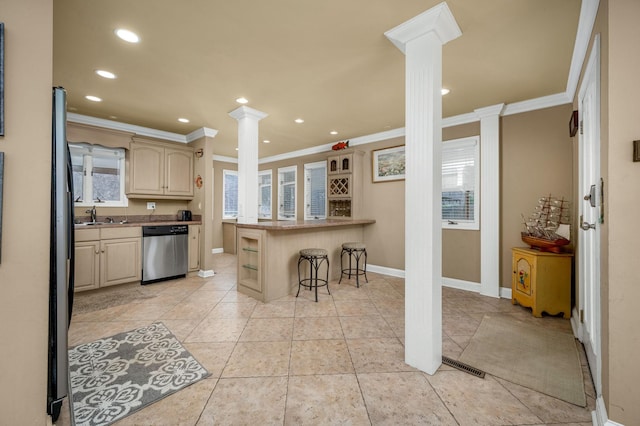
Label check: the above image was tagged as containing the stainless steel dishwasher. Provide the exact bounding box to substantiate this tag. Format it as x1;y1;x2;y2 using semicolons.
142;225;188;284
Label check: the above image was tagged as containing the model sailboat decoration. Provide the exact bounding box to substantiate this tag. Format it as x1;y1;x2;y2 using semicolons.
521;195;571;253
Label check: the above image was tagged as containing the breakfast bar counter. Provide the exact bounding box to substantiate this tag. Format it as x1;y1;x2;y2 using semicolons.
235;219;375;302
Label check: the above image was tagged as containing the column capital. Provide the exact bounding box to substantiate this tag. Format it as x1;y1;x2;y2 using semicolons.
474;103;506;119
229;106;268;122
385;2;461;54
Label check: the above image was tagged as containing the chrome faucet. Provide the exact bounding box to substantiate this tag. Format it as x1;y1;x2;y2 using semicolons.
85;206;97;223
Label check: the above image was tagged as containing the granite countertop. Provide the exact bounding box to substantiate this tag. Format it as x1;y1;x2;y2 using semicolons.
74;219;201;229
235;219;375;231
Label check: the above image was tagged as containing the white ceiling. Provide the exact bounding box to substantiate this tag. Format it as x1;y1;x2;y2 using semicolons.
53;0;582;158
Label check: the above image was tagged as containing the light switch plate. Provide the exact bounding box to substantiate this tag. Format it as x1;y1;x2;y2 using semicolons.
147;202;156;210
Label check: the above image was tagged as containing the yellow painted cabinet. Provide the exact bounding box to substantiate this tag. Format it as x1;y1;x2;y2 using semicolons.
188;225;200;272
74;241;100;292
511;247;572;318
127;140;194;199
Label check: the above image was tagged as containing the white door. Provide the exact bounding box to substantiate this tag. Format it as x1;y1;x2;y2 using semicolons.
578;35;601;395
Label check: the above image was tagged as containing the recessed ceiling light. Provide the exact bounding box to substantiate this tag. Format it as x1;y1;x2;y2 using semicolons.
85;95;102;102
96;70;116;79
115;28;140;43
441;88;450;95
294;118;304;124
236;97;249;104
330;131;338;135
109;115;118;120
235;147;239;151
263;140;270;144
178;118;190;123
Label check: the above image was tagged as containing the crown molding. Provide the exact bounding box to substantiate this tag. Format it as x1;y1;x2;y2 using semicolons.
385;2;462;53
186;127;218;142
502;92;571;116
228;106;268;121
212;155;238;164
475;103;506;119
443;111;479;127
565;0;600;102
67;112;218;144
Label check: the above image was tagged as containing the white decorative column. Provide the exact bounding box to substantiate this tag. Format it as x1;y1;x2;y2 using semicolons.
385;3;461;374
475;104;504;298
229;106;268;224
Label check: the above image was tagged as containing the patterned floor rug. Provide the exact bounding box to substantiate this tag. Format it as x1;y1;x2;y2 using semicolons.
68;322;210;426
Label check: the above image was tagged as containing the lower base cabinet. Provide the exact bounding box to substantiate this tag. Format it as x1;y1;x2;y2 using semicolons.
188;225;201;272
74;227;142;292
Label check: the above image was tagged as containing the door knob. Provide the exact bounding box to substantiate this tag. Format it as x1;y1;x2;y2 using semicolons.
580;214;596;231
580;222;596;231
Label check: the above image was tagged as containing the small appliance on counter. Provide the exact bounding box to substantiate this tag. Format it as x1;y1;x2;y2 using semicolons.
178;210;192;221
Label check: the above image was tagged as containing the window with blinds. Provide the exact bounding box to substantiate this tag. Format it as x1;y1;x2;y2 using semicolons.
278;166;297;220
442;136;480;230
258;169;272;219
304;161;327;220
222;169;238;219
69;143;127;207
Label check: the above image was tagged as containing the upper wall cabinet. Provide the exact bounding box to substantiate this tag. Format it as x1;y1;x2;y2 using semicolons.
126;139;194;199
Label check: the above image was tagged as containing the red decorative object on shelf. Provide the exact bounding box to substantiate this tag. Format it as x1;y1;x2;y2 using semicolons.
332;140;349;151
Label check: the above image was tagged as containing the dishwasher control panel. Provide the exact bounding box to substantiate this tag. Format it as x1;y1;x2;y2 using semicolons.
142;225;189;237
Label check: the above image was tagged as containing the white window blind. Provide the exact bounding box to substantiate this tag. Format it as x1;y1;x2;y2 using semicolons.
69;143;127;207
222;169;238;219
278;166;297;220
304;161;327;220
258;169;272;219
442;136;480;230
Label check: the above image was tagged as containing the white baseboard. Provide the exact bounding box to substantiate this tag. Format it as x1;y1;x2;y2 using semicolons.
593;395;624;426
211;248;224;254
367;264;405;278
499;286;512;299
442;277;481;293
571;307;583;340
198;270;215;278
368;265;513;299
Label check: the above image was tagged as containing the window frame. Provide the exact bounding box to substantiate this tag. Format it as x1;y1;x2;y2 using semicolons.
258;169;272;219
304;160;327;220
222;169;238;219
278;165;297;220
442;136;480;231
69;143;128;208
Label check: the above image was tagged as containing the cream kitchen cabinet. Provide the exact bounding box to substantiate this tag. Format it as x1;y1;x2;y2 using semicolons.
188;225;201;272
74;227;142;292
127;139;194;199
327;149;364;219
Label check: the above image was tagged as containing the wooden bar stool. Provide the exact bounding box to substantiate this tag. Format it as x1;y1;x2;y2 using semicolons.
297;248;330;302
339;242;368;287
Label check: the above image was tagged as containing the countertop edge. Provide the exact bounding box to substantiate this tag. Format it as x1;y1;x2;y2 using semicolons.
75;220;202;229
235;219;376;231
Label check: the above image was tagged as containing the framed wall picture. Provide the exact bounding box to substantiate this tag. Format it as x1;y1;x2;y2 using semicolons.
372;145;405;182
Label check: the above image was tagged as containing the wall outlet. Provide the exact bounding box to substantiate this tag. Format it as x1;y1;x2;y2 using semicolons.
147;202;156;210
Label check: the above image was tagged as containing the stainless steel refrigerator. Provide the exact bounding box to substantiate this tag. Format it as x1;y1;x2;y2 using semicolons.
47;87;74;422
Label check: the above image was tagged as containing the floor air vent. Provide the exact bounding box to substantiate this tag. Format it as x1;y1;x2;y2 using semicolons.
442;356;486;378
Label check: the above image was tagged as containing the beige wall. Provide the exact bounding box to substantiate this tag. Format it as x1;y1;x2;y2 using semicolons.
603;0;639;422
0;0;54;423
501;105;574;288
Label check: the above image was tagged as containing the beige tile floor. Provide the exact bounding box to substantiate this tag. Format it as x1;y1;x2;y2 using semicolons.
58;253;595;425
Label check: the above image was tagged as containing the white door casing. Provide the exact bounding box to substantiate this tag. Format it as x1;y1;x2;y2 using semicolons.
577;34;602;395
